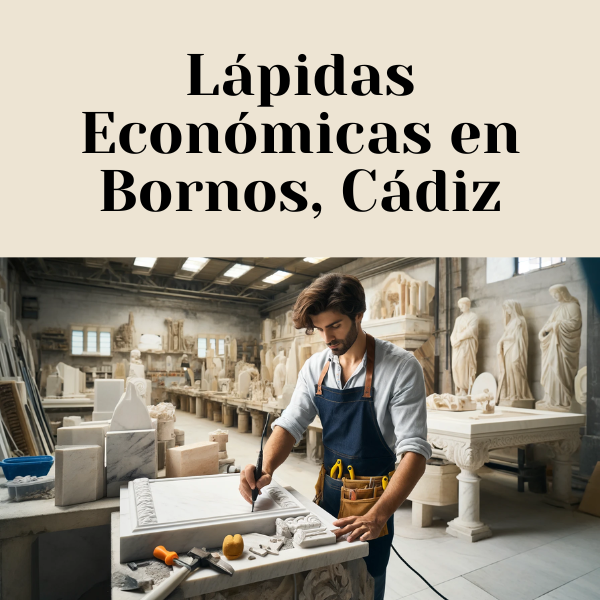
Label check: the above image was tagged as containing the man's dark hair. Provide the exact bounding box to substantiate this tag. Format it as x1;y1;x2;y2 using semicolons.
292;273;366;334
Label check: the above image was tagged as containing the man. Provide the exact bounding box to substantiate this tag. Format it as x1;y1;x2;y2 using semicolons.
239;274;431;600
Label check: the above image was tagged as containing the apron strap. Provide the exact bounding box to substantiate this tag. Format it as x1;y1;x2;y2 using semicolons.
316;360;330;396
363;333;375;398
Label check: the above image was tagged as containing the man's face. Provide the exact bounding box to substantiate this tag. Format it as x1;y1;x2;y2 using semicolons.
311;310;361;356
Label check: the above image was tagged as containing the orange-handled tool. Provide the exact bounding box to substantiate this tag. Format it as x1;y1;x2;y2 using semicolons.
154;546;179;566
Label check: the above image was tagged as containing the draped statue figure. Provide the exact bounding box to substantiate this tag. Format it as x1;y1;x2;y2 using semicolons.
537;284;582;412
450;298;478;395
497;300;534;408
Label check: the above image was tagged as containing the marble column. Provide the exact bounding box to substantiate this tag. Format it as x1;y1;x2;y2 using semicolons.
400;281;406;316
195;397;203;418
442;440;492;542
189;397;196;414
410;282;419;315
206;401;214;420
543;435;581;508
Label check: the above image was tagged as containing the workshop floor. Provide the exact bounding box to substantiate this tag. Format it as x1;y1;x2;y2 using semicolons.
175;410;600;600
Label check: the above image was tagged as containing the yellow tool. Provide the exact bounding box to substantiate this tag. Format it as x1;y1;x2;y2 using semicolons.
330;459;342;479
382;476;389;490
347;465;355;480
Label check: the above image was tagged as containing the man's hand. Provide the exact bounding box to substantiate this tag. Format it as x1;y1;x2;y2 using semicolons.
239;464;272;504
332;513;387;542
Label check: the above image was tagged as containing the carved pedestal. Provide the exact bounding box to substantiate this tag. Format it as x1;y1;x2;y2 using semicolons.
436;440;492;542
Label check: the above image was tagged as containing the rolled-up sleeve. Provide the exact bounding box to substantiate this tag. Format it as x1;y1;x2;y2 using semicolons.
389;355;432;461
271;363;318;444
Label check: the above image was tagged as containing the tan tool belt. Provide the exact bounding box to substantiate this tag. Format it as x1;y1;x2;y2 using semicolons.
313;467;395;538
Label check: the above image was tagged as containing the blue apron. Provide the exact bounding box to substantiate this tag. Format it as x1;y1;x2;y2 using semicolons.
314;334;396;578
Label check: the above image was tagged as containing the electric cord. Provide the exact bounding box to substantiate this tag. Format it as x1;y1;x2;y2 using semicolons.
391;544;449;600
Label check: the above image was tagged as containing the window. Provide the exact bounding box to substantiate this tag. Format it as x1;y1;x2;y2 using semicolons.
71;326;112;356
517;257;565;275
71;329;84;354
197;335;227;358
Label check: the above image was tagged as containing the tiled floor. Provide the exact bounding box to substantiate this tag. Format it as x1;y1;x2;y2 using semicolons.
176;410;600;600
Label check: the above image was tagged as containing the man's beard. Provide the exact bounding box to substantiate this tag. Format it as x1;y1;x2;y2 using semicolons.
329;320;359;356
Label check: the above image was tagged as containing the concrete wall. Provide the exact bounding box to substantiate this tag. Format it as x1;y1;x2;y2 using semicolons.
20;283;262;372
462;257;587;404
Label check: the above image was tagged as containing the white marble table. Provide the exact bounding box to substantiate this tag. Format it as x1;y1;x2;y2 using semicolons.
427;406;585;542
111;484;369;598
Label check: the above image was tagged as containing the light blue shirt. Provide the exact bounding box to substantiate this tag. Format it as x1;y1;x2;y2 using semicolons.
272;336;432;463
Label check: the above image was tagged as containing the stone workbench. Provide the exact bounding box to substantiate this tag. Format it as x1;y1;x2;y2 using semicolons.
111;483;371;599
0;465;120;600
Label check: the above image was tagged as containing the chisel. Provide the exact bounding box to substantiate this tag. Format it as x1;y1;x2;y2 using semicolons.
252;414;270;512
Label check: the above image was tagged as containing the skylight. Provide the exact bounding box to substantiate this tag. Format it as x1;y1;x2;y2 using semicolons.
181;257;209;273
133;257;157;269
303;257;328;264
263;271;292;285
224;263;253;279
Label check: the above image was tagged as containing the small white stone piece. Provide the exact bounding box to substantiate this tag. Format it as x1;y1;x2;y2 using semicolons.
293;528;336;548
249;547;268;557
62;416;82;427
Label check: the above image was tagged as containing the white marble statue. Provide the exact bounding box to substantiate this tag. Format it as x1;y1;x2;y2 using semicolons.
129;349;145;379
285;341;298;387
537;285;582;412
450;298;478;395
273;360;287;397
369;290;383;320
497;300;534;408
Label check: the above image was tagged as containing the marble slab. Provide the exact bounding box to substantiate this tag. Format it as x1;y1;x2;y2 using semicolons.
55;445;104;506
106;429;156;498
119;474;310;562
94;379;124;412
110;381;152;432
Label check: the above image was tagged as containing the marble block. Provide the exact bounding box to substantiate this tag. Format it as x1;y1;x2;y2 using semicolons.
106;429;156;497
55;445;104;506
218;451;228;459
408;461;460;506
119;475;310;562
110;380;152;432
57;424;109;453
157;440;168;470
94;379;124;412
63;416;82;427
166;441;219;478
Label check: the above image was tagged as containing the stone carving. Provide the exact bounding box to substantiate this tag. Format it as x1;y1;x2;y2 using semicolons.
496;300;534;408
183;335;195;353
165;318;185;352
369;271;435;320
537;285;582;412
276;513;322;538
450;298;479;395
299;564;352;600
472;389;496;413
114;313;135;351
285;310;294;336
285;341;298;387
426;393;476;411
133;478;158;525
268;487;300;508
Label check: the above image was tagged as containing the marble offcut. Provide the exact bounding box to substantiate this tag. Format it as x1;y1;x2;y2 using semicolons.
106;429;156;497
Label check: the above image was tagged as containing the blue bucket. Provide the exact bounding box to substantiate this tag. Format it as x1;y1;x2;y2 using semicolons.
0;456;54;480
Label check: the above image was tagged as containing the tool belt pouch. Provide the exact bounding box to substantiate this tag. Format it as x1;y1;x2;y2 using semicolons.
313;464;326;505
338;495;389;537
338;475;392;538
